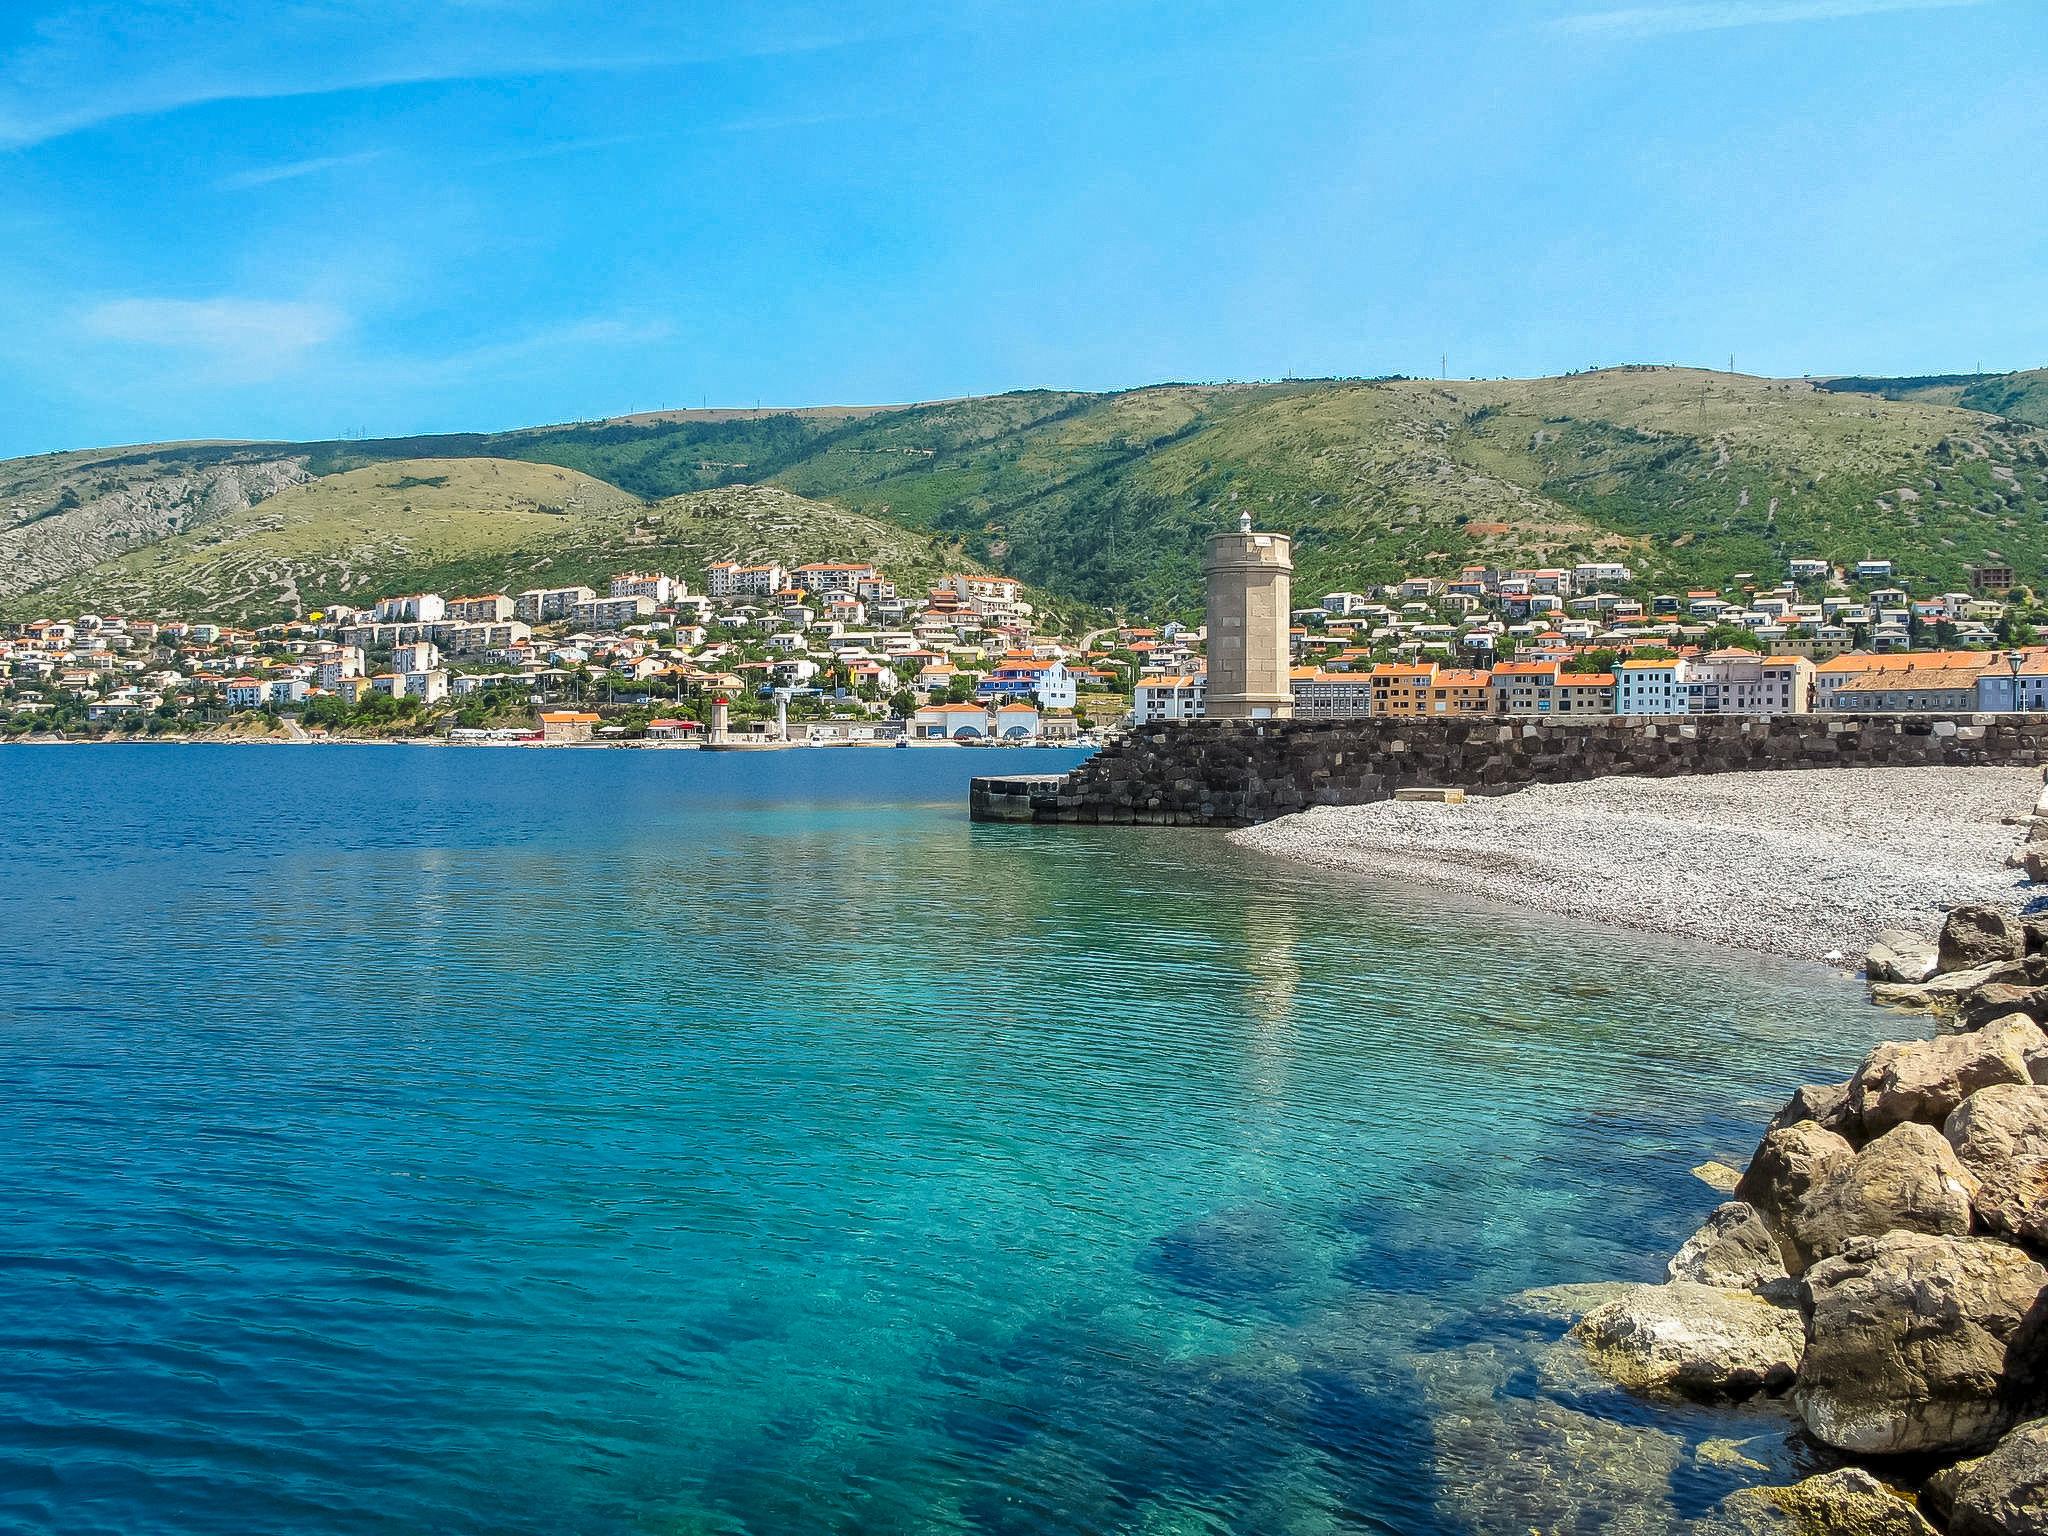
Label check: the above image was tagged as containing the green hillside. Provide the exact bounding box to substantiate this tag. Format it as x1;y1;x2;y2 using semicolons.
6;366;2048;622
10;459;1002;626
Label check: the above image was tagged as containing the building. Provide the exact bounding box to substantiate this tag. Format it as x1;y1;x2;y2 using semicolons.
792;562;880;595
1290;669;1375;719
992;701;1041;739
223;677;265;710
1683;650;1814;715
1833;664;1987;714
1369;661;1437;716
263;678;309;707
373;593;446;624
392;640;441;674
570;594;657;630
1788;558;1831;583
609;572;681;604
1133;674;1206;724
1854;559;1895;583
1426;668;1494;715
1970;564;2016;594
911;701;991;739
705;562;785;599
539;710;601;744
514;586;597;624
1203;516;1293;720
444;594;514;624
1615;657;1687;716
1812;651;1988;712
1489;659;1562;716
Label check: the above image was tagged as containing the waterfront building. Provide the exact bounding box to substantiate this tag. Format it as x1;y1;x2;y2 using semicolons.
911;701;992;739
1289;669;1375;720
1426;668;1493;715
1615;657;1687;715
1489;659;1563;716
1682;650;1814;715
539;710;600;744
1976;649;2048;712
1133;674;1206;724
1832;664;1986;713
1203;516;1293;720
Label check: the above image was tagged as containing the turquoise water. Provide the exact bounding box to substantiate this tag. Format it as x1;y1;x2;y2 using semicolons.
0;744;1894;1535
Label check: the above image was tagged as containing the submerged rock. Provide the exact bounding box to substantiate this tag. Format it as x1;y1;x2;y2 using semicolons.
1924;1417;2048;1536
1695;1160;1745;1194
1718;1467;1935;1536
1668;1202;1791;1295
1942;905;2027;972
1847;1016;2046;1138
1793;1231;2048;1457
1868;930;1940;985
1569;1281;1801;1398
1945;1083;2048;1249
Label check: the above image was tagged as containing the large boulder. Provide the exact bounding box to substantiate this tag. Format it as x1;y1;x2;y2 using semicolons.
1735;1120;1856;1273
1924;1417;2048;1536
1668;1201;1791;1294
1868;930;1940;985
1806;1121;1979;1255
1872;961;2027;1014
1766;1080;1859;1141
1944;905;2027;972
1947;1083;2048;1249
1847;1015;2047;1137
1569;1280;1802;1398
1956;984;2048;1033
1793;1231;2048;1456
1719;1467;1936;1536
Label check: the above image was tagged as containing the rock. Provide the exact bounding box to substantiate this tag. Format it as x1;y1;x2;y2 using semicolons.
1873;961;2028;1014
1946;1083;2048;1248
1502;1280;1638;1321
1735;1120;1857;1273
1924;1417;2048;1536
1669;1201;1792;1294
1847;1015;2046;1137
1807;1121;1979;1254
1957;984;2048;1031
2024;916;2048;955
1766;1080;1859;1140
1694;1159;1744;1193
1569;1280;1802;1398
1720;1467;1936;1536
1943;905;2027;971
1793;1231;2048;1456
1869;929;1940;984
2027;847;2048;885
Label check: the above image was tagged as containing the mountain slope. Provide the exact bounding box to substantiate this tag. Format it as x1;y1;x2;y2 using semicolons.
13;459;997;625
6;367;2048;621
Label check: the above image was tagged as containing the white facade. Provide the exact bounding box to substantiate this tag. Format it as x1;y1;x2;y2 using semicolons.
1133;675;1207;723
610;573;681;603
706;562;785;599
514;586;597;624
392;640;441;674
1615;659;1686;715
569;595;657;630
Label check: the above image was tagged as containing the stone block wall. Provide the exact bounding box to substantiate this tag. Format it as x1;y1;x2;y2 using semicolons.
969;715;2048;827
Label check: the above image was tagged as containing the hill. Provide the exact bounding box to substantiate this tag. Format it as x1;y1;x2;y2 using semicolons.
11;459;999;625
6;366;2048;621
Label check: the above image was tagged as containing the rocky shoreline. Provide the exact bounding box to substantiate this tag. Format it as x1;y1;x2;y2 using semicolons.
1538;882;2048;1531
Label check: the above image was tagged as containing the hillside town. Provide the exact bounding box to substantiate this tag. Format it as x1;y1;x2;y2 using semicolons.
2;549;2046;743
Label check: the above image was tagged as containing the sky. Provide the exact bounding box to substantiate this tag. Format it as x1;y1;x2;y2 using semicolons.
0;0;2042;457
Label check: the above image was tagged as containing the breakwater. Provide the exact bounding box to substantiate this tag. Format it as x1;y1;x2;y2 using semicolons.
971;714;2048;827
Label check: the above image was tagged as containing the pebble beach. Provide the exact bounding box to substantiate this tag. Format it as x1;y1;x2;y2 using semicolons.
1231;765;2041;963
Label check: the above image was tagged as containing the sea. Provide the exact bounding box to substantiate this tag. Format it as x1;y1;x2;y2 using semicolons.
0;743;1897;1535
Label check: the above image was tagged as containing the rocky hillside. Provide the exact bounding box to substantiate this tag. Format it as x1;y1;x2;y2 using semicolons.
11;459;1001;625
6;366;2048;620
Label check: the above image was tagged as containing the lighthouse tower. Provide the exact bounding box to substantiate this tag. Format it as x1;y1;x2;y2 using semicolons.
1203;510;1294;720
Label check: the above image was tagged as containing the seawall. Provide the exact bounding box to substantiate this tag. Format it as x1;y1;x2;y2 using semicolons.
969;714;2048;827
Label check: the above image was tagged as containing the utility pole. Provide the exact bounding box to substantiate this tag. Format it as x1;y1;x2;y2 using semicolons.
1441;353;1447;381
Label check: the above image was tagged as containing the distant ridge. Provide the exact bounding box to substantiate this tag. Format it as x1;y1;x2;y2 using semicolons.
5;366;2046;621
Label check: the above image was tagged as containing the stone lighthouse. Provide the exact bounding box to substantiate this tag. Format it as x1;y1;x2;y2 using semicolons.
1203;509;1294;720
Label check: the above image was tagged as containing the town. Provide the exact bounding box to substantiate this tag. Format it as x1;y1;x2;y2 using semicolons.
3;550;2046;744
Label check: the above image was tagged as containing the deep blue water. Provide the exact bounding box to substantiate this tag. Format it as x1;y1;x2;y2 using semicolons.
0;744;1894;1535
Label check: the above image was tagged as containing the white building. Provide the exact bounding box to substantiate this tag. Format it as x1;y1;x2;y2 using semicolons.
1572;561;1634;590
374;593;446;624
263;678;310;707
224;677;265;710
444;594;514;624
1615;657;1687;715
610;572;682;604
1788;558;1831;582
1854;559;1895;582
392;640;441;674
1682;650;1813;715
1133;674;1207;724
706;562;786;599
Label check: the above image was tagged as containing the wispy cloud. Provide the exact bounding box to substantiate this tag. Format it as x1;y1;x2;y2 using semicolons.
78;295;347;380
0;3;907;150
1557;0;1989;38
215;150;384;190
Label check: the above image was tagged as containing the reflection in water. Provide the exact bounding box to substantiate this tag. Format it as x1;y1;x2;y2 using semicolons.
0;744;1895;1536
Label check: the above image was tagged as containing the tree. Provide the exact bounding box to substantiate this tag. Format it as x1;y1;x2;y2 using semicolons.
888;689;918;719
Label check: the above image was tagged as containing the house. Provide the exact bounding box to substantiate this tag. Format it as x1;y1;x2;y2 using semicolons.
1426;668;1494;715
1490;659;1562;716
1970;564;2016;593
644;718;703;741
1368;661;1436;716
539;710;601;744
1788;558;1831;583
1854;559;1895;582
912;701;992;739
992;702;1041;739
1133;674;1206;724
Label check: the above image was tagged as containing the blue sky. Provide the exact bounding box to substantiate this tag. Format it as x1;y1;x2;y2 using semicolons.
0;0;2041;456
